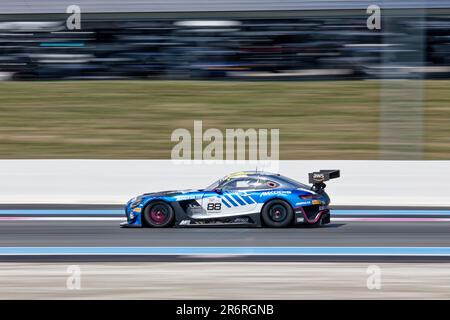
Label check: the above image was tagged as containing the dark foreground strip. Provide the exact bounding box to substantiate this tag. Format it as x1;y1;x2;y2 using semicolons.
0;300;447;319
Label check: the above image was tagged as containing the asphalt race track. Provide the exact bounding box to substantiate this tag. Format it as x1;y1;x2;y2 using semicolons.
1;220;450;248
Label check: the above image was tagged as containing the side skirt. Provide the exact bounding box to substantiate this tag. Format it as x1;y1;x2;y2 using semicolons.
170;202;262;227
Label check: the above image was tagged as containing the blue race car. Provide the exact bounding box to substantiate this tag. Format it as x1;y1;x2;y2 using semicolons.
121;170;340;228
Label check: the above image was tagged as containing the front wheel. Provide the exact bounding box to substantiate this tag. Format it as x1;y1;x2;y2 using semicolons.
143;201;175;228
261;199;294;228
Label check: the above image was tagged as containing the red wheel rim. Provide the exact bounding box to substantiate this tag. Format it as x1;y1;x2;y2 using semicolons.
148;205;169;225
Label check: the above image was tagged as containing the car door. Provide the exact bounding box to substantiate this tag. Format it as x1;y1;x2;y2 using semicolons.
201;178;260;216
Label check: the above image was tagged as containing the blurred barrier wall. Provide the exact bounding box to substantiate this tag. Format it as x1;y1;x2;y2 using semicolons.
0;160;448;206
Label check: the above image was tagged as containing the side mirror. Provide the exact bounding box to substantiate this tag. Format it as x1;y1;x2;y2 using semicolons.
213;188;223;194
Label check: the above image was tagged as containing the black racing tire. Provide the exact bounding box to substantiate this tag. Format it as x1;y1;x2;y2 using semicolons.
142;201;175;228
261;199;294;228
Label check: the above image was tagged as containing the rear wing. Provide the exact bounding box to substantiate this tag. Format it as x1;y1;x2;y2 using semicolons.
308;170;340;192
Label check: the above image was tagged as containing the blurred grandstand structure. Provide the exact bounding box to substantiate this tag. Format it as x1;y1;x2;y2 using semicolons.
0;1;449;80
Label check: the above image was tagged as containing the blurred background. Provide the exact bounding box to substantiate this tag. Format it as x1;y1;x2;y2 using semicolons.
0;0;448;159
1;1;449;81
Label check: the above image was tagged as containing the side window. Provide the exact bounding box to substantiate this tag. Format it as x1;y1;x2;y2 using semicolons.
222;178;259;190
255;179;280;189
221;178;280;190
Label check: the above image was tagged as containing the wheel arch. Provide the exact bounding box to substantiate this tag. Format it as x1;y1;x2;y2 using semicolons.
142;197;173;209
260;197;295;213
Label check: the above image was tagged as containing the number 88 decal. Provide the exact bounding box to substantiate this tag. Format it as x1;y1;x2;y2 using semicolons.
207;203;222;211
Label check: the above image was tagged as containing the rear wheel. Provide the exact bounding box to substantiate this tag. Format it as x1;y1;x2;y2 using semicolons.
261;199;294;228
143;201;175;228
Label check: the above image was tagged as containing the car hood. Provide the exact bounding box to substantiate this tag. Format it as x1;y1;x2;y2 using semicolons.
140;189;202;198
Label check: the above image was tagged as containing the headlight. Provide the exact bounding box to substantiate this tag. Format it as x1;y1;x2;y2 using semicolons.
130;196;142;208
130;199;141;208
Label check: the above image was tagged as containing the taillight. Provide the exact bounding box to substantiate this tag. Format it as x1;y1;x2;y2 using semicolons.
299;194;315;200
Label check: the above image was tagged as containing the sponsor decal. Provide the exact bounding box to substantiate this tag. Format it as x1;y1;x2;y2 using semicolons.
175;194;202;201
132;207;142;213
179;220;191;225
313;173;325;182
206;197;222;213
259;190;291;197
312;200;322;205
